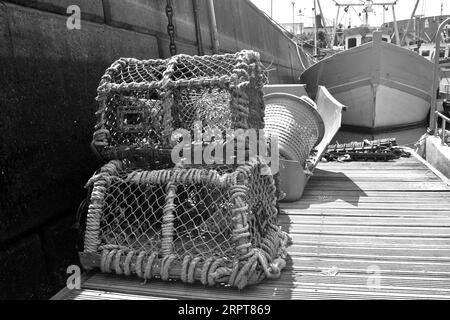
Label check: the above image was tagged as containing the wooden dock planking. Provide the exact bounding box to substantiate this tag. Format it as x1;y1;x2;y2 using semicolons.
54;155;450;300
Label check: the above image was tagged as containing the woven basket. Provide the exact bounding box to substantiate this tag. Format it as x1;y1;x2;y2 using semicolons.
263;93;325;166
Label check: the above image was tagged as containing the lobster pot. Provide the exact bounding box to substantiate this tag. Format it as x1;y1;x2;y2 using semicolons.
93;50;268;161
80;159;289;289
263;93;325;167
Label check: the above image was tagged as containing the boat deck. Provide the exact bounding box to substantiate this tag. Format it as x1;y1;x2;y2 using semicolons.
53;153;450;300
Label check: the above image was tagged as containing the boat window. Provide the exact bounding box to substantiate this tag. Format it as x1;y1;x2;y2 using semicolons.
347;38;357;48
382;37;388;42
421;50;430;57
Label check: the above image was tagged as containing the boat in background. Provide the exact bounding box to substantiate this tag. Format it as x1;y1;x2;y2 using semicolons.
408;42;450;65
404;24;450;99
405;40;450;69
402;17;450;66
301;31;434;132
340;26;392;49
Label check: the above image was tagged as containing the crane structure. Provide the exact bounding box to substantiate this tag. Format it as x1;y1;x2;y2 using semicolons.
328;0;399;47
332;0;397;26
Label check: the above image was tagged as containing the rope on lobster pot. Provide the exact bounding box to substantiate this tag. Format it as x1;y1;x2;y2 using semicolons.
123;251;135;276
135;251;146;279
161;254;177;281
187;257;202;284
143;252;158;283
181;255;192;283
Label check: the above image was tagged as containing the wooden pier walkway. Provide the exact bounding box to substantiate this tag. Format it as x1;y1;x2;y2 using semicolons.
53;152;450;300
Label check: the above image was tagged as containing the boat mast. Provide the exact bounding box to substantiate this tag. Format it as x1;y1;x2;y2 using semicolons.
292;1;296;36
330;5;341;48
314;0;318;56
392;4;400;45
317;0;329;36
430;17;450;133
365;5;369;26
401;0;420;46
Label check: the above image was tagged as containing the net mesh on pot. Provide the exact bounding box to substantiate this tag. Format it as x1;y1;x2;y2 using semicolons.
92;51;268;162
80;159;289;289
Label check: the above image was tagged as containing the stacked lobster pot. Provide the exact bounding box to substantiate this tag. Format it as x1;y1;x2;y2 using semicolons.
80;50;290;289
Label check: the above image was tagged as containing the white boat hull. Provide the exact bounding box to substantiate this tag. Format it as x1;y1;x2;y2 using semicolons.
330;83;431;130
301;34;434;131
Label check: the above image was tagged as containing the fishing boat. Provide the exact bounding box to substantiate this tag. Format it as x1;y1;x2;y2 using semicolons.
409;42;450;66
301;0;437;132
399;13;450;66
409;41;450;98
341;26;393;49
402;20;450;98
405;22;450;67
301;30;433;132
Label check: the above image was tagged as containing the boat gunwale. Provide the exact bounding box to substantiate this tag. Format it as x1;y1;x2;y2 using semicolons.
301;40;434;76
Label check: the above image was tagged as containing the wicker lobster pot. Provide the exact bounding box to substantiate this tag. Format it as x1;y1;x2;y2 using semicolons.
92;50;268;162
80;158;289;289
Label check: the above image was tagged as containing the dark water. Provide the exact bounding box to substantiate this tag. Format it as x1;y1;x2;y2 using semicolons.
333;125;428;147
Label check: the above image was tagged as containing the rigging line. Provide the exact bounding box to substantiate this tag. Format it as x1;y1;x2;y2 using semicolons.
339;8;348;26
350;6;364;25
295;42;307;70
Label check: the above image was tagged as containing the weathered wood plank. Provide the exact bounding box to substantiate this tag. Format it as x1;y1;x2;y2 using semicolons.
295;196;450;203
306;181;450;191
58;289;170;300
311;177;442;182
285;225;450;237
282;202;450;210
282;209;450;217
55;271;450;300
79;273;450;300
287;244;450;258
285;257;450;274
279;215;450;226
288;234;450;247
301;190;450;196
313;170;433;176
